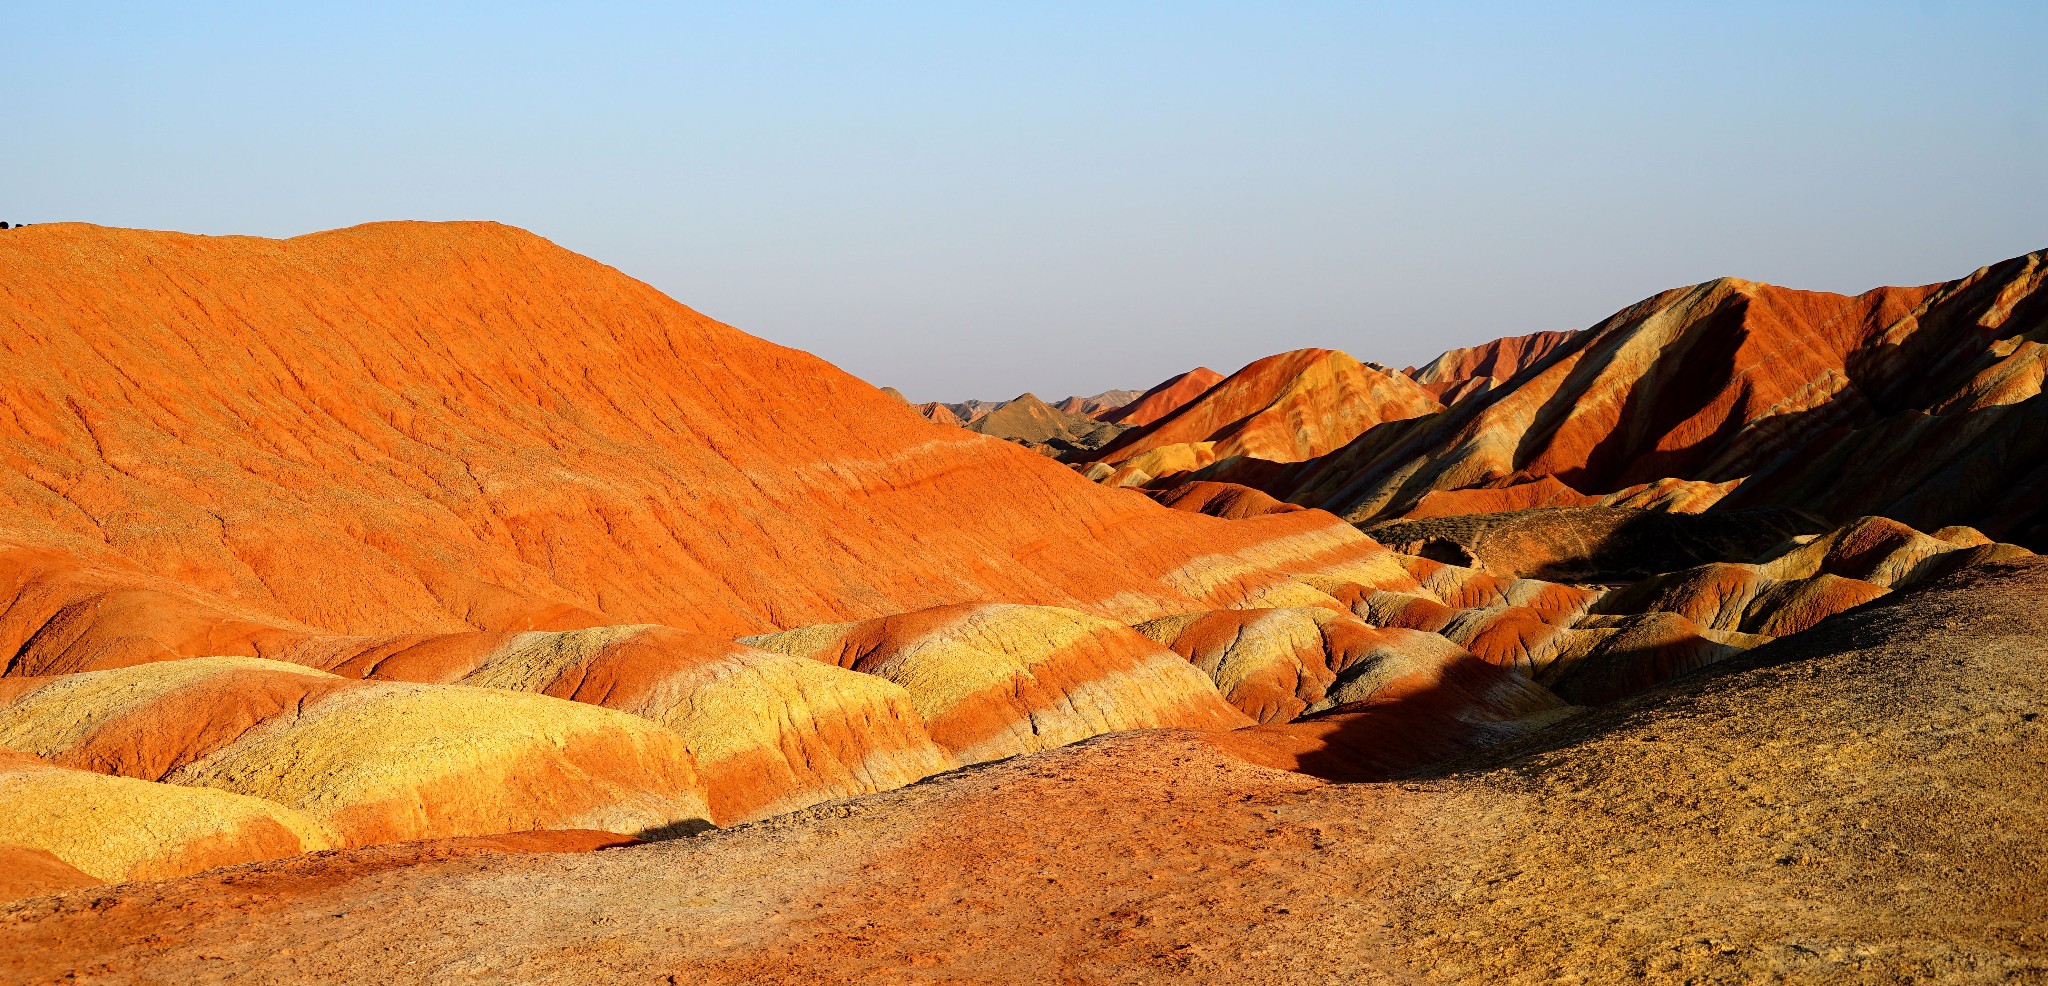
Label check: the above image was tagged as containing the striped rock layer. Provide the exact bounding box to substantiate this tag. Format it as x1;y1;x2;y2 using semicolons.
284;626;956;825
1189;250;2048;543
1096;367;1226;427
1134;606;1502;724
0;657;711;846
1403;329;1576;402
745;603;1254;764
0;747;332;886
1082;349;1442;485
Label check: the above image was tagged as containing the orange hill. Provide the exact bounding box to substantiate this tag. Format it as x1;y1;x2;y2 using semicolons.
1403;329;1574;403
0;222;1385;645
1082;349;1441;484
1096;367;1225;426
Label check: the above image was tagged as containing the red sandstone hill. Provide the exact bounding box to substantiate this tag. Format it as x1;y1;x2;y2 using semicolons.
1080;349;1442;484
0;222;1386;647
1403;329;1574;403
1095;367;1225;426
1182;250;2048;544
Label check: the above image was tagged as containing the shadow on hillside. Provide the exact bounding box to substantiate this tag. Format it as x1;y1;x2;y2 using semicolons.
1261;559;2040;786
1366;505;1828;583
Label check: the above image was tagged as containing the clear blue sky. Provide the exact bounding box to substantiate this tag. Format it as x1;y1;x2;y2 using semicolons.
6;2;2044;401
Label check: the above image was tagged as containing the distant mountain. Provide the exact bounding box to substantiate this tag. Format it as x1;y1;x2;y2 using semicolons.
1097;367;1224;426
1078;349;1441;484
1053;389;1142;418
1147;249;2048;546
964;393;1132;456
1402;330;1574;404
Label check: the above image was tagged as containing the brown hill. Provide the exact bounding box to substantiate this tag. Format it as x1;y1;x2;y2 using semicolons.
14;556;2043;984
963;392;1131;454
1052;389;1141;417
0;222;1403;645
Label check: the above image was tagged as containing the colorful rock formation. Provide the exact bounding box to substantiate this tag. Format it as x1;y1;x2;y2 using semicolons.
1133;606;1516;724
1403;329;1575;401
1095;367;1225;426
1082;349;1442;485
2;217;2042;952
910;401;966;427
1192;251;2048;544
0;656;711;844
744;603;1252;764
1052;389;1141;418
1145;481;1304;520
283;626;956;824
0;747;333;887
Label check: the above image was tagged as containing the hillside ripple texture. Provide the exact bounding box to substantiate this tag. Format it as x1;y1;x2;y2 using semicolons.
0;222;1380;642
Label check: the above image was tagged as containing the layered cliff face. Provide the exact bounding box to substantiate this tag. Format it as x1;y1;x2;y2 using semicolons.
1176;251;2048;542
0;222;1417;645
1080;349;1442;486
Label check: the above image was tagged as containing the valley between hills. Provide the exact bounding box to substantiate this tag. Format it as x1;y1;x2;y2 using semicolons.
0;222;2042;983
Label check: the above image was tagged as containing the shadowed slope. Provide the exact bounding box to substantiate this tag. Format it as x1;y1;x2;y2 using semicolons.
0;222;1405;642
1365;505;1829;582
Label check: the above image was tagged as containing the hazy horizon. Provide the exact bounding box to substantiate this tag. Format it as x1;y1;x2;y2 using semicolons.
7;2;2044;402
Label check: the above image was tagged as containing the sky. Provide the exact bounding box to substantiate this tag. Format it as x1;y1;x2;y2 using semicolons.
5;3;2044;402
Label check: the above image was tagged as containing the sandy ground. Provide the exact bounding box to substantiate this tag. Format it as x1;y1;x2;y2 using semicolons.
6;561;2046;984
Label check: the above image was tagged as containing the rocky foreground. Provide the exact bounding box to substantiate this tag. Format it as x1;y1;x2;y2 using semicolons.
7;558;2043;985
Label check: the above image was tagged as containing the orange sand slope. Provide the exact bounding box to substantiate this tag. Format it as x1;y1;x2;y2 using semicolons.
0;221;1399;642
